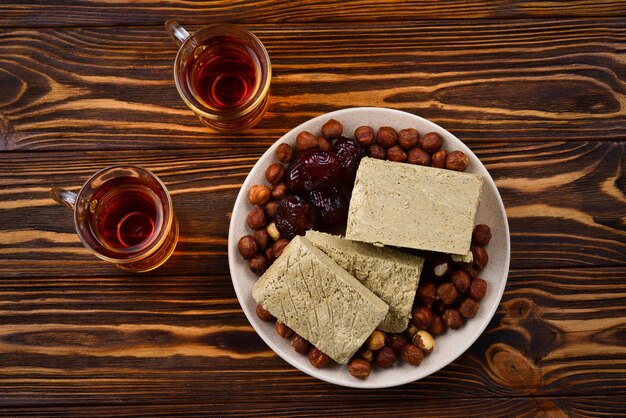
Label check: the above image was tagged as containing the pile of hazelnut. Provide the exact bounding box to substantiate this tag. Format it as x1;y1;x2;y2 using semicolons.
237;118;490;379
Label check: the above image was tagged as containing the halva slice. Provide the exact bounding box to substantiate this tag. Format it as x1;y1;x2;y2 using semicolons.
346;157;483;255
305;230;424;333
252;236;389;364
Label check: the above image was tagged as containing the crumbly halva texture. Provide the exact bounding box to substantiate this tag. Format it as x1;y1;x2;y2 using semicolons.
345;157;484;255
452;250;474;264
305;230;424;333
252;236;389;364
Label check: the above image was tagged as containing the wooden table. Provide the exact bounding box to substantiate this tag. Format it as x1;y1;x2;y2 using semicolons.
1;2;625;416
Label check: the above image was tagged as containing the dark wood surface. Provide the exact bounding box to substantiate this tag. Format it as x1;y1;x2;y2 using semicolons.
1;2;625;417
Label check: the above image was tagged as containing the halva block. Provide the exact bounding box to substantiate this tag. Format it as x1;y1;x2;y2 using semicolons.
346;157;483;255
252;236;389;364
305;230;424;333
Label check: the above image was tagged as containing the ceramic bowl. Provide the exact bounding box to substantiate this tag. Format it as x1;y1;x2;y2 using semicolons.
228;107;510;388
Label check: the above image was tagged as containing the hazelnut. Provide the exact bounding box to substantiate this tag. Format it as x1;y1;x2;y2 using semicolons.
247;207;266;230
469;278;488;301
405;324;419;339
318;137;332;151
368;144;386;160
266;222;281;240
459;298;480;318
321;119;343;139
296;131;319;151
291;333;311;354
398;128;419;149
355;126;375;147
271;184;288;200
252;229;269;250
272;239;290;257
446;150;469;171
275;320;294;338
421;132;443;153
433;300;449;314
408;148;431;166
431;149;449;169
265;163;285;185
387;145;408;162
386;333;408;354
264;200;278;218
360;348;374;363
366;330;386;351
437;282;459;305
237;235;258;260
411;306;433;329
443;308;463;330
308;346;330;368
473;224;492;246
276;143;293;163
417;282;437;308
428;314;446;335
401;344;424;366
348;358;372;379
264;247;276;263
248;185;271;206
248;255;267;275
412;330;435;353
451;270;471;293
376;126;398;148
432;256;452;279
375;346;397;368
256;304;274;321
471;246;489;270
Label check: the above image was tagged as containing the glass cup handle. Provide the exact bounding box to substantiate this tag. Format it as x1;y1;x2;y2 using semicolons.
50;188;77;210
165;20;190;46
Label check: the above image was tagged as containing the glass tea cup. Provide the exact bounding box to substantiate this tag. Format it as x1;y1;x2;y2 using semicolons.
50;166;179;272
165;20;271;132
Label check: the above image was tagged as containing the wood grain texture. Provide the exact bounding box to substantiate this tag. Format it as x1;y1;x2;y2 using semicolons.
2;0;626;28
1;19;626;151
0;268;624;408
0;141;624;278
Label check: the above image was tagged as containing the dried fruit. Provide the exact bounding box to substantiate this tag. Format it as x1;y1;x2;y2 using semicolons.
275;195;315;239
421;132;443;153
308;346;330;368
446;150;469;171
248;185;271;205
286;150;340;193
321;119;343;139
376;126;398;148
459;298;479;318
367;144;386;160
266;222;281;241
401;344;424;366
375;346;397;368
247;207;266;230
398;128;419;149
256;304;273;321
276;143;293;163
265;163;285;185
355;126;375;147
469;278;488;301
307;185;348;226
296;131;319;151
348;358;372;378
291;334;311;354
332;137;365;183
238;235;258;260
443;308;463;329
408;148;431;166
473;224;492;246
387;145;408;162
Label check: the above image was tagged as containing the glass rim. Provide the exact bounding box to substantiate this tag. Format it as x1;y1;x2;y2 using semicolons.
73;165;175;264
173;23;272;121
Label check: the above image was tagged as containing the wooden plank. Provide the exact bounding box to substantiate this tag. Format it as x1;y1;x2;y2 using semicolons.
0;141;624;277
0;268;624;407
2;396;626;417
1;1;626;28
1;20;625;151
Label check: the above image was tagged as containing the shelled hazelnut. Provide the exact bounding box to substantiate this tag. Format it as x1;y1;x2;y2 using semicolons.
401;344;424;366
265;163;284;185
247;207;266;229
291;334;311;354
275;320;294;338
421;132;443;153
471;246;489;270
308;346;330;368
296;131;319;151
276;143;293;163
322;119;343;139
264;200;279;218
271;184;288;200
272;239;289;257
387;145;408;162
237;235;258;260
428;314;446;335
412;330;435;353
411;306;433;329
248;255;267;275
252;229;269;250
446;150;469;171
355;126;375;147
437;282;458;305
248;185;271;205
375;346;397;368
318;137;332;151
360;348;374;363
256;304;274;321
368;144;386;159
376;126;398;148
266;222;281;240
459;298;480;318
398;128;419;149
417;282;437;308
408;148;431;166
264;247;276;263
443;308;463;330
386;333;409;354
473;224;492;246
348;358;372;378
431;149;449;168
469;278;488;301
366;330;386;351
451;270;471;293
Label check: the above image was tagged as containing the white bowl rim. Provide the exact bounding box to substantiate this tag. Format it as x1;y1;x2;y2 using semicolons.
227;106;510;389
